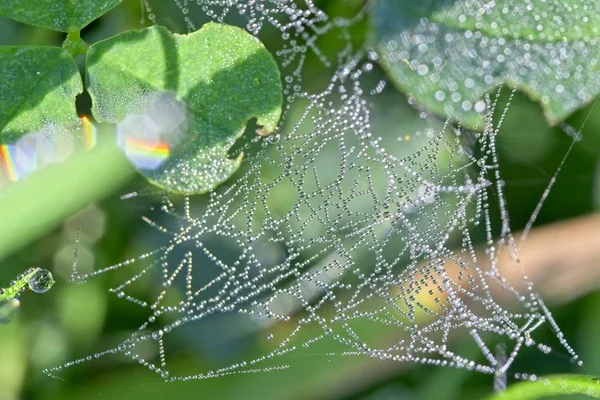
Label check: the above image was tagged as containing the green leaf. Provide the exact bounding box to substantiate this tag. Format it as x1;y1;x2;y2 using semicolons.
482;374;600;400
86;23;283;195
0;47;82;143
0;0;123;32
370;0;600;129
438;1;600;42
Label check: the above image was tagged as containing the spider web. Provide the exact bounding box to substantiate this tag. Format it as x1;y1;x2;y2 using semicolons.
46;0;586;388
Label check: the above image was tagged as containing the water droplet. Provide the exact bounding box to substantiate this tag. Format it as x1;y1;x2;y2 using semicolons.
152;330;163;340
28;269;54;294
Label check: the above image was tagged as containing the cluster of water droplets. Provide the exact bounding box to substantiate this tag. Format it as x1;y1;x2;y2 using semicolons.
0;267;54;323
47;0;586;388
372;0;600;126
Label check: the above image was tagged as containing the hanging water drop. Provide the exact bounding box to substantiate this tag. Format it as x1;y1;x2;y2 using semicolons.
27;269;54;294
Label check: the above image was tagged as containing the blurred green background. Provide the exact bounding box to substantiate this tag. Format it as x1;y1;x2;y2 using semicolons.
1;1;600;399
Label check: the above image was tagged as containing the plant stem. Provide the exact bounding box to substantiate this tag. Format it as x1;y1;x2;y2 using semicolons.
0;268;41;301
63;30;89;57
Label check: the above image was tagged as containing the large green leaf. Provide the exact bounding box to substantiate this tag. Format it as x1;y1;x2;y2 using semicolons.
0;47;82;143
482;374;600;400
86;23;283;195
370;0;600;129
0;0;123;32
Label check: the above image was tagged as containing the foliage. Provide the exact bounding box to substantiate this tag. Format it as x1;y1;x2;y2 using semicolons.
87;23;282;194
0;47;82;142
0;1;599;400
370;0;600;129
0;4;282;195
484;375;600;400
0;0;123;32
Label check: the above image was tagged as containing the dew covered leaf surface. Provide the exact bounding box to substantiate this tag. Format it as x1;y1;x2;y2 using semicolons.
483;374;600;400
371;0;600;129
0;47;82;143
86;23;283;194
0;0;123;32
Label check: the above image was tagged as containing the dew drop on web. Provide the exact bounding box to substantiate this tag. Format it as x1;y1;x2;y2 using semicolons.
151;330;163;340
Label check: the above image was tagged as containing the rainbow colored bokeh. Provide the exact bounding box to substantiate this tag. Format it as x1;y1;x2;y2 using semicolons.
0;117;97;187
81;116;97;150
0;143;22;182
117;133;173;170
116;94;186;171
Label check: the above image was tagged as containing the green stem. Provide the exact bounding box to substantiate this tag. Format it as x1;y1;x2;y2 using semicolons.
0;267;41;301
62;30;89;57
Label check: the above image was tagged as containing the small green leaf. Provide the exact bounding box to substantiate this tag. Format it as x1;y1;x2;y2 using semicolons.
370;0;600;129
0;0;123;32
483;374;600;400
86;23;283;194
0;47;82;142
